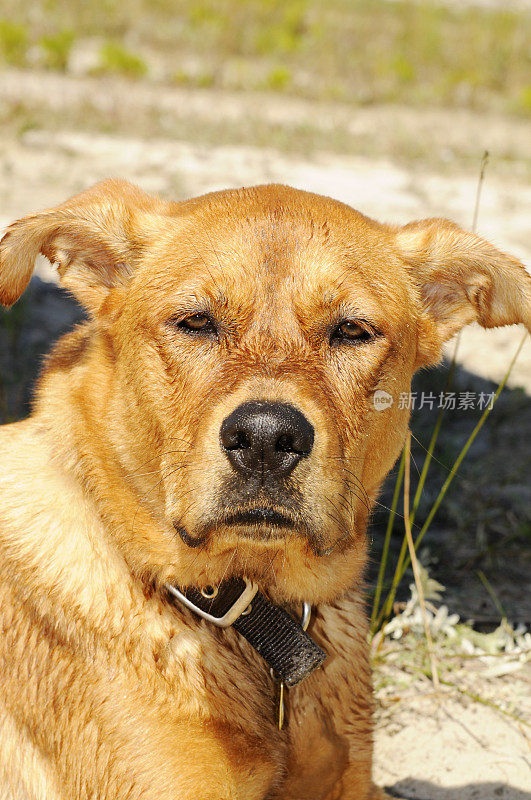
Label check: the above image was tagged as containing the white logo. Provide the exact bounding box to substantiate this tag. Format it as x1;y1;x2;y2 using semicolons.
373;390;394;411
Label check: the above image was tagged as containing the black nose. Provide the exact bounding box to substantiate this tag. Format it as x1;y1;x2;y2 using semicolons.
220;401;314;479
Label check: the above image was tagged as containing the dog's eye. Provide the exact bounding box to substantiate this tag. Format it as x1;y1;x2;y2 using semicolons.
175;313;217;336
331;320;374;344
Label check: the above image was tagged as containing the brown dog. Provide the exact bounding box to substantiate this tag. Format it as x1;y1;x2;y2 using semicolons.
0;181;529;800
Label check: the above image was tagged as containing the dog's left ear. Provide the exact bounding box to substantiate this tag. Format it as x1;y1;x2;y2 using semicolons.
0;179;169;314
395;218;531;366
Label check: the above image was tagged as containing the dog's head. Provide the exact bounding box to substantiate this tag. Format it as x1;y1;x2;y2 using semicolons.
1;181;529;602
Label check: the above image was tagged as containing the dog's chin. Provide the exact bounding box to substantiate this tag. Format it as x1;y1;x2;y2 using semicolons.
173;514;345;570
167;513;362;604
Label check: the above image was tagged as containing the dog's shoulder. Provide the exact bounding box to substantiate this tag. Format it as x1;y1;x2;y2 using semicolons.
0;417;41;481
0;419;67;539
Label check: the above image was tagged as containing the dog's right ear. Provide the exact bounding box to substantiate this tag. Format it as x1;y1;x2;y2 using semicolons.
0;179;169;314
394;217;531;366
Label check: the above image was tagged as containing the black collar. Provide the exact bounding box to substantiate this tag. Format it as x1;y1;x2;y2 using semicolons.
166;577;326;687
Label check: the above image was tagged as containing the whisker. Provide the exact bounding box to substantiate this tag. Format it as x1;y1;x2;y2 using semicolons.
409;431;451;473
130;459;193;536
126;449;189;479
217;547;238;587
322;510;353;555
266;548;280;584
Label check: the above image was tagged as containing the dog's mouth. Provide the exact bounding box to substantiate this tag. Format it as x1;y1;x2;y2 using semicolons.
223;507;297;529
174;505;301;549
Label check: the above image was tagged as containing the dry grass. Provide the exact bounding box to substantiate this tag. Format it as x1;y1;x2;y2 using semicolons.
403;431;440;688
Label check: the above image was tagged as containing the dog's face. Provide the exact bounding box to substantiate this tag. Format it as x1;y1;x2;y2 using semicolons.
1;181;529;602
115;193;417;599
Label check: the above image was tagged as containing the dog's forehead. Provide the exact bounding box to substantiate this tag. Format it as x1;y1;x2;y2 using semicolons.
138;185;412;325
168;184;390;270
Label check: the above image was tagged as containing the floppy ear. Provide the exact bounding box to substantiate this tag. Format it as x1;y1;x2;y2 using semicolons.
0;179;168;314
395;218;531;364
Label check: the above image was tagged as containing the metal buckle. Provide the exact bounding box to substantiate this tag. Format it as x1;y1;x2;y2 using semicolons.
165;578;259;628
300;601;311;632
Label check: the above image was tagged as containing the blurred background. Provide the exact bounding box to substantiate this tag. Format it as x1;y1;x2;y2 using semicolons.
0;0;530;625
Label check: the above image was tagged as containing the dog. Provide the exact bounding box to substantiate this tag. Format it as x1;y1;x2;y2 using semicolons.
0;180;529;800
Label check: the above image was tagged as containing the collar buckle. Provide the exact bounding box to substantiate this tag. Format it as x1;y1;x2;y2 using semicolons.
166;578;258;628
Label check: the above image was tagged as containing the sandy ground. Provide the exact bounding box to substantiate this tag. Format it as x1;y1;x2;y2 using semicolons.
374;693;531;799
0;70;530;798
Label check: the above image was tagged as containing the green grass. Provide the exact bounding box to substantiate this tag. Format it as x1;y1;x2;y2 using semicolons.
95;41;148;78
0;19;28;65
39;29;75;71
264;65;291;91
0;0;529;115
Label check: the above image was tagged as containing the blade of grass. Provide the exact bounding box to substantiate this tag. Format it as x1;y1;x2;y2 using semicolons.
370;449;406;634
410;344;460;525
381;330;528;616
476;569;507;620
374;337;460;631
472;151;489;233
403;431;440;688
440;679;529;725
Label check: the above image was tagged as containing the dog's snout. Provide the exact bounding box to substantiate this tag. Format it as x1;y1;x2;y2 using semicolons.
220;401;314;478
